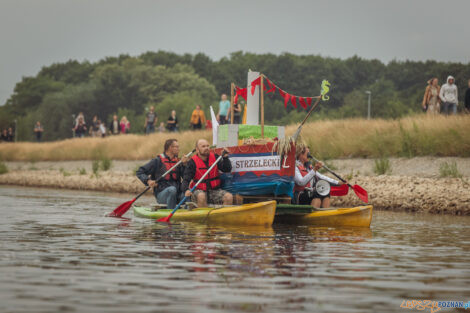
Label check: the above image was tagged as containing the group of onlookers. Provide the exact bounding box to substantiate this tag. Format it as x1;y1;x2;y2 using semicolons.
0;127;15;143
73;112;130;138
422;76;470;115
144;106;179;134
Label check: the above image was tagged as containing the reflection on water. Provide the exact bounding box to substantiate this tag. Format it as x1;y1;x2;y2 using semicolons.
0;186;469;313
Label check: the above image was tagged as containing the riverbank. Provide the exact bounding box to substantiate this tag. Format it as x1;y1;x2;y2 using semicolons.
1;157;469;215
1;115;469;161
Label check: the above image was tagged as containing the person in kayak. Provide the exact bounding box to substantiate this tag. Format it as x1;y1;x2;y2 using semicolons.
182;139;233;207
136;139;188;210
294;145;345;208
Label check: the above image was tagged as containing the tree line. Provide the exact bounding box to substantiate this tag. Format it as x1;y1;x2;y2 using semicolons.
1;50;469;141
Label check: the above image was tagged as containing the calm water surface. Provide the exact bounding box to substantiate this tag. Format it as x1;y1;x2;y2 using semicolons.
1;186;469;313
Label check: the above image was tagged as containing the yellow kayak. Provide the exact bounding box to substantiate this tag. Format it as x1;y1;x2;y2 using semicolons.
275;204;373;227
133;200;276;227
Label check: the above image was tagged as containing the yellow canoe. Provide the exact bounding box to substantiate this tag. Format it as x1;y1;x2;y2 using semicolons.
133;200;276;227
274;204;373;227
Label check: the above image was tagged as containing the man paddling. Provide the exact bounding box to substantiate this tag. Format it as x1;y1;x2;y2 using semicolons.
136;139;188;210
182;139;233;207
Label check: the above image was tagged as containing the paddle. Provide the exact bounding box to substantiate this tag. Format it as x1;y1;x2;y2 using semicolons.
309;154;369;203
107;149;196;217
157;154;224;223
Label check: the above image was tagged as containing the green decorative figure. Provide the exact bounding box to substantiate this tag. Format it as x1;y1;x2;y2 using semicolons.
321;80;331;101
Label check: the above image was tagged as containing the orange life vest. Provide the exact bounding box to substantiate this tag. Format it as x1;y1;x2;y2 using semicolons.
189;153;221;191
158;154;179;181
294;163;313;192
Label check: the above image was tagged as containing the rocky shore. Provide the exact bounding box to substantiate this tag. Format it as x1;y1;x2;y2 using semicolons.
1;157;469;215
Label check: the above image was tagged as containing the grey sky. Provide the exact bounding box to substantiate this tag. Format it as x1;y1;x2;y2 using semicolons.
1;0;469;106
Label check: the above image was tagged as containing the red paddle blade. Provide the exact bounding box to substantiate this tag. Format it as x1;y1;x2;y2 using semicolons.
157;213;173;223
107;199;136;217
352;185;368;203
330;184;349;197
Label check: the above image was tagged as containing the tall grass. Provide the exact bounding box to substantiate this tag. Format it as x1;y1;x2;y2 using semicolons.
0;115;469;161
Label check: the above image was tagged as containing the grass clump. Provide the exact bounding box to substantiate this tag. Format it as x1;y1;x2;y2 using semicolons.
100;157;112;171
92;160;100;176
78;168;87;175
439;161;462;178
59;167;71;177
0;161;8;174
373;157;391;175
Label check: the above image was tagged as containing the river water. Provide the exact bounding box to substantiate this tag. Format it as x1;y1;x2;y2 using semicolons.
0;186;469;313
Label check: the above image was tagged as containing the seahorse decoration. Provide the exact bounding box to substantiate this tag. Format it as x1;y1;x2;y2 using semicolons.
321;80;331;101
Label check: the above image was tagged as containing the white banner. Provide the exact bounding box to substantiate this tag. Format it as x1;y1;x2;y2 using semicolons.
230;155;281;172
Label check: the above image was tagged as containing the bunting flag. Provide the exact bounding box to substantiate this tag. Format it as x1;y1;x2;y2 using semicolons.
234;86;247;104
245;75;330;110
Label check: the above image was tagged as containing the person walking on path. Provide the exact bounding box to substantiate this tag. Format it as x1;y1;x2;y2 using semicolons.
227;99;242;124
34;121;44;142
90;115;101;137
217;94;230;125
144;106;157;134
190;105;206;130
465;79;470;114
422;78;441;114
439;76;458;115
74;117;87;138
182;139;233;207
136;139;188;210
166;110;178;132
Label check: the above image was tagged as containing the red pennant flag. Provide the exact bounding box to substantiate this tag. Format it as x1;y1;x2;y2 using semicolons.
235;86;247;101
279;89;286;97
298;97;307;109
290;95;297;108
306;97;313;106
284;93;290;108
234;94;238;104
266;79;276;93
250;77;261;95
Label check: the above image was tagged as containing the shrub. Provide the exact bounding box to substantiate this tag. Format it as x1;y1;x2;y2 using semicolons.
439;161;462;178
0;161;8;174
100;157;112;171
92;160;100;176
373;158;391;175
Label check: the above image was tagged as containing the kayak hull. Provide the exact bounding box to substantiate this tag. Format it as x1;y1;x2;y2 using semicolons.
274;205;373;227
134;200;276;227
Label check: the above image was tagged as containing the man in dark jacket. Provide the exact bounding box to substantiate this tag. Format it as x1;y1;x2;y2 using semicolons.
465;79;470;114
182;139;232;207
136;139;188;209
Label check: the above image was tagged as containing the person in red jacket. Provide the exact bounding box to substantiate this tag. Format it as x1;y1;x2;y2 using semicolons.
182;139;232;207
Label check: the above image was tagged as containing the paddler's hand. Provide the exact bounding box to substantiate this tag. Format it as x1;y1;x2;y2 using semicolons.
222;148;230;158
147;180;157;188
185;190;192;197
313;162;323;171
181;155;189;164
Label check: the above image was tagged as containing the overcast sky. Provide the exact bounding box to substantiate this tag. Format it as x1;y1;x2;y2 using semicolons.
1;0;469;106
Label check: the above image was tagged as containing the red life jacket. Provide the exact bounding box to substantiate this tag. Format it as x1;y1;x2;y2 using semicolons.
189;153;221;191
158;154;179;181
294;163;313;192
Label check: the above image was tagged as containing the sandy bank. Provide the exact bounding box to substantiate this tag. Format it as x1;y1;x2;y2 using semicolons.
1;157;469;215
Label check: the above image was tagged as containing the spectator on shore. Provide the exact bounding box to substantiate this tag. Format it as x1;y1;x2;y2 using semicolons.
227;99;243;124
109;114;120;135
120;116;130;134
90;115;101;137
190;105;206;130
158;122;165;133
0;129;8;142
465;79;470;114
7;128;14;142
74;117;87;138
166;110;178;132
144;106;157;134
34;121;44;142
75;112;85;127
217;94;230;125
99;120;106;138
422;78;440;114
439;76;458;115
